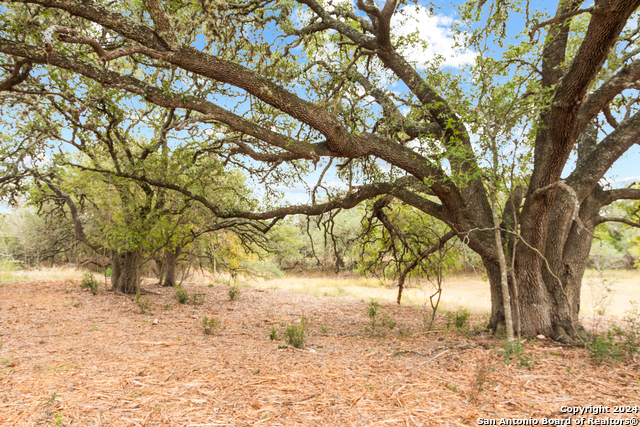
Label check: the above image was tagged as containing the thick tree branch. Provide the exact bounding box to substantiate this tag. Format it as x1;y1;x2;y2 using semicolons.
0;39;329;161
344;66;443;140
0;59;32;91
576;58;640;134
142;0;179;50
10;1;448;176
55;156;447;227
297;0;377;49
531;180;585;232
603;105;619;128
229;139;332;163
567;109;640;200
329;6;374;34
388;187;445;223
2;0;475;229
242;178;445;222
57;33;107;57
530;0;638;195
600;187;640;205
37;176;103;253
24;0;167;50
355;0;396;51
2;35;462;198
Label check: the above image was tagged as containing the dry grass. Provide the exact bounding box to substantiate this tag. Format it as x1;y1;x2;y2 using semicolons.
1;278;639;426
254;269;640;319
581;269;640;317
251;273;493;314
0;265;86;284
4;265;638;318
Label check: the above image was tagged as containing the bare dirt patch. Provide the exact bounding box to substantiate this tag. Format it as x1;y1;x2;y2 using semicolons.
1;279;638;426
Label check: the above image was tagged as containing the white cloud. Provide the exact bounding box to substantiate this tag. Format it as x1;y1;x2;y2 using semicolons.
609;175;640;185
391;6;477;68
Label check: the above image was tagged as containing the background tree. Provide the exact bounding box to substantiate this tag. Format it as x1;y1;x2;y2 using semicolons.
0;203;77;267
355;197;458;303
589;198;640;271
10;75;272;294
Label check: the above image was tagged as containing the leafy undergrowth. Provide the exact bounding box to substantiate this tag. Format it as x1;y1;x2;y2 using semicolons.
0;279;638;426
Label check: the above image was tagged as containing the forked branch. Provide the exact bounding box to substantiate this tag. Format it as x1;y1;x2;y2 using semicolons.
529;7;594;41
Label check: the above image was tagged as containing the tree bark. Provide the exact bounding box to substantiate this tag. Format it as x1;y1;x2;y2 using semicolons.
111;250;141;294
153;255;164;285
162;247;181;287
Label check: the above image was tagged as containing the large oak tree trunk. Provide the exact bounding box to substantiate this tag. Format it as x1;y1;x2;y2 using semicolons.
111;250;141;294
487;185;602;341
162;248;181;287
153;255;164;286
543;189;601;340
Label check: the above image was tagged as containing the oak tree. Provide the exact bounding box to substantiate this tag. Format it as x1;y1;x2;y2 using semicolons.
1;0;640;339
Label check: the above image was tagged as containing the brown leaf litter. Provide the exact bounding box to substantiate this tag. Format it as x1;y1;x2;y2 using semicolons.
0;279;638;426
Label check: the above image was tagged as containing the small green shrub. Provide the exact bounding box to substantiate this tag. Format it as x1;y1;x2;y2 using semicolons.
446;308;471;330
228;284;241;301
175;287;205;305
175;286;189;304
135;293;150;314
284;319;306;348
366;299;380;326
469;316;489;336
621;302;640;357
499;339;535;369
365;299;395;336
473;364;494;393
201;317;218;335
470;364;495;402
385;317;396;330
0;260;19;271
191;293;206;305
269;327;278;340
586;302;640;364
80;272;99;295
588;330;623;364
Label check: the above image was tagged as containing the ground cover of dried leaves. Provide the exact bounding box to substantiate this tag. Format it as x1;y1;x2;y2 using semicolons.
1;278;638;426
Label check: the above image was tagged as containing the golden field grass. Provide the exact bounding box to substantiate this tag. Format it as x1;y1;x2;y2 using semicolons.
2;265;639;318
0;264;89;284
252;269;640;319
